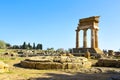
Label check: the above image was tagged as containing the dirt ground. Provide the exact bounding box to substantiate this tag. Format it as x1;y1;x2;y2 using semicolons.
0;57;120;80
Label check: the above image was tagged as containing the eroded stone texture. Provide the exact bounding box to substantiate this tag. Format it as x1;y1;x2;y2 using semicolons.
0;61;9;73
97;58;120;68
84;50;91;59
20;56;91;69
73;16;103;54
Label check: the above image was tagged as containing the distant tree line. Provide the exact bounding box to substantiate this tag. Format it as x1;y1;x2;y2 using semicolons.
11;42;42;50
0;40;42;50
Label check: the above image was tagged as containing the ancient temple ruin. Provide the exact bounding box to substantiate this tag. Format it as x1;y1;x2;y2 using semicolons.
73;16;103;54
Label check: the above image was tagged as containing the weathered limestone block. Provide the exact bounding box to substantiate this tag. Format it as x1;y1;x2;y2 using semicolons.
67;63;72;69
84;51;91;59
103;59;118;67
66;53;74;57
53;56;61;62
26;59;52;62
0;61;9;73
26;56;53;62
21;61;36;68
35;62;51;69
82;61;92;68
60;56;68;63
20;61;28;68
62;63;68;69
67;63;80;69
78;57;88;62
20;56;91;69
97;59;104;66
97;58;120;67
51;62;58;69
71;58;79;62
116;60;120;68
50;62;63;69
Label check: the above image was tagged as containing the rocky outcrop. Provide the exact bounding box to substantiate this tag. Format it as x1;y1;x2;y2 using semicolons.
20;56;91;69
0;61;9;73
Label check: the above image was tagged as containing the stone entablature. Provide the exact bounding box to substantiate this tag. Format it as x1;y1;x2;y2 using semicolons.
78;16;99;30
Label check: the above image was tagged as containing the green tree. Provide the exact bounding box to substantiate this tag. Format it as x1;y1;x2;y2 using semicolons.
0;40;6;49
36;44;42;50
56;48;64;52
12;45;19;49
47;48;54;51
19;45;22;49
33;43;36;49
27;43;32;49
6;43;11;49
22;42;27;49
68;48;73;53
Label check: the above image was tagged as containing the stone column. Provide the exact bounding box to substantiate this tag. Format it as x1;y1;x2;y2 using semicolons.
95;29;98;48
83;29;87;48
76;30;79;48
91;29;95;48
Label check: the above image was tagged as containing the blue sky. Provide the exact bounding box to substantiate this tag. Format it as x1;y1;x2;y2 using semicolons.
0;0;120;51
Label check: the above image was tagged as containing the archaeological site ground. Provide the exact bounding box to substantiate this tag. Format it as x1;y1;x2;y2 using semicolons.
0;16;120;80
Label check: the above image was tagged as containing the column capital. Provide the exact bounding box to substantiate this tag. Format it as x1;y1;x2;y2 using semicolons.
84;28;88;30
75;29;80;32
95;28;99;31
83;29;88;31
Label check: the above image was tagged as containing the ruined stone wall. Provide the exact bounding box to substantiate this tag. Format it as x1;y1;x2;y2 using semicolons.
97;58;120;68
20;56;91;69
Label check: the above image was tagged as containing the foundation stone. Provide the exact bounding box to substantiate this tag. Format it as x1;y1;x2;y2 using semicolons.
20;56;91;69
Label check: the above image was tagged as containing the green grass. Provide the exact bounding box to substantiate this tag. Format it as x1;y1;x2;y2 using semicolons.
0;57;25;63
0;49;6;53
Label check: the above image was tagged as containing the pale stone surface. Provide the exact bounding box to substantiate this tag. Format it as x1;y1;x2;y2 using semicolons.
20;56;91;69
84;50;90;59
74;16;103;54
0;61;9;73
